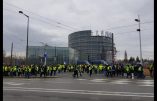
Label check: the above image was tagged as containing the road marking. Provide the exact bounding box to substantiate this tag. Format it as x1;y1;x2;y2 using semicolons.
138;85;154;87
4;87;153;94
87;83;106;85
110;80;132;84
6;83;26;86
3;82;15;84
136;80;154;87
77;79;86;80
90;79;107;83
137;81;154;84
4;87;153;98
90;80;105;83
115;80;132;82
92;79;107;80
139;85;154;87
110;82;128;84
138;80;154;82
43;81;72;84
3;82;29;86
4;89;153;98
55;82;72;84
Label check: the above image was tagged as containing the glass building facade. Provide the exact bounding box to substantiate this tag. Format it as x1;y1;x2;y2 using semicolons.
28;46;78;65
68;30;114;63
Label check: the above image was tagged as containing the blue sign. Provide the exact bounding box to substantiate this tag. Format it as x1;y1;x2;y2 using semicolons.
44;52;47;58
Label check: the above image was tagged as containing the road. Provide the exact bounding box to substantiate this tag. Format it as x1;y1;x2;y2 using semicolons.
3;73;154;101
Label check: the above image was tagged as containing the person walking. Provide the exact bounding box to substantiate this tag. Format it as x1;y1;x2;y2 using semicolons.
53;65;57;76
25;65;29;78
103;64;107;77
89;65;93;77
73;65;78;78
148;63;154;78
17;66;22;77
78;65;82;77
13;65;17;77
28;65;32;78
137;64;144;79
50;65;53;76
130;64;135;79
124;64;129;78
40;65;44;77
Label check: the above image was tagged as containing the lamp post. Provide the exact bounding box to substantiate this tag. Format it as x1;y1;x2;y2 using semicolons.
112;33;114;64
135;15;143;65
19;11;29;65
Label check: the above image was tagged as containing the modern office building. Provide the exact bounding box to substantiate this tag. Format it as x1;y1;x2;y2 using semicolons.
28;46;78;65
68;30;116;63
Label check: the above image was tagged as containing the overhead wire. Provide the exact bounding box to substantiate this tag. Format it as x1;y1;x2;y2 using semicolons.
114;28;153;38
3;9;71;46
3;2;81;30
4;8;74;31
4;2;154;33
106;21;153;31
4;27;67;49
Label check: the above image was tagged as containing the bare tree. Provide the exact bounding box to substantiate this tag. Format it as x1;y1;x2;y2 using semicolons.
3;50;6;58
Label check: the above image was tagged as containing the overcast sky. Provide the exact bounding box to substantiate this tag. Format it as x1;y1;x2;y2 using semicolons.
3;0;154;60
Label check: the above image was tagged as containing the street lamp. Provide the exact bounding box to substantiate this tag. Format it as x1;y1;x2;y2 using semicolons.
19;11;29;65
135;15;143;65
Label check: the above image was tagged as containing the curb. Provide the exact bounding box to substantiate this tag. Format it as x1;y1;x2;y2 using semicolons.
3;76;60;79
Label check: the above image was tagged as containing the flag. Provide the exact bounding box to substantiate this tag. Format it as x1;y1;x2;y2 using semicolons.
44;52;47;58
44;52;47;66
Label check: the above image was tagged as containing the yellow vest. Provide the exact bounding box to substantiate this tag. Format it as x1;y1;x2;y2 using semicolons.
36;66;39;71
49;66;52;71
126;66;129;72
63;65;65;68
138;67;142;71
53;67;57;71
5;66;8;71
149;64;153;70
29;67;31;72
3;66;5;72
89;66;92;70
130;66;134;71
107;66;111;70
13;67;17;72
25;67;29;72
99;65;103;70
59;65;62;70
47;66;50;71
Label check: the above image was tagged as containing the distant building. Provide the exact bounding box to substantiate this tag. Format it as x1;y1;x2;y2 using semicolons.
68;30;116;63
124;50;128;62
28;46;78;65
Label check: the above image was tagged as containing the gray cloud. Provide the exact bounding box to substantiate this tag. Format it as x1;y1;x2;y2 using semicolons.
3;0;154;59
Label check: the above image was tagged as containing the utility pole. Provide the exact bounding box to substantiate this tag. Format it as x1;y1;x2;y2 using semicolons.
112;33;114;64
10;42;13;66
135;15;143;65
35;49;37;64
55;46;56;64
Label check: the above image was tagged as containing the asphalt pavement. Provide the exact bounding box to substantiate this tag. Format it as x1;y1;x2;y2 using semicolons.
3;73;154;101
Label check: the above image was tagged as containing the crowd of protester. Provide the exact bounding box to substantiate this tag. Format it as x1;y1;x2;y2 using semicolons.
3;63;154;79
